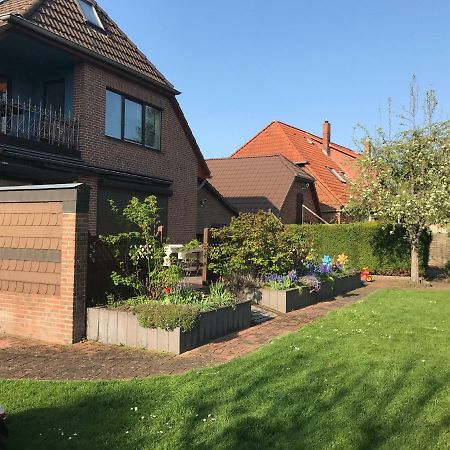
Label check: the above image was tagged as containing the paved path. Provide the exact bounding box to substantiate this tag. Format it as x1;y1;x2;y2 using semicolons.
0;277;447;381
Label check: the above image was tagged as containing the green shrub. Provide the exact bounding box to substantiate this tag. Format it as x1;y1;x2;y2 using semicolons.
124;300;200;332
207;282;235;308
159;284;236;311
208;211;309;278
111;283;237;331
287;222;431;276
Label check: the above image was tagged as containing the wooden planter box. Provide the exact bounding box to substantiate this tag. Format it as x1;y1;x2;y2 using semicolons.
86;301;252;355
259;274;362;313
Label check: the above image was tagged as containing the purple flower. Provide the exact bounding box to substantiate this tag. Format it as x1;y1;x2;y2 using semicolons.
265;274;284;283
287;270;298;281
319;264;332;274
299;275;321;293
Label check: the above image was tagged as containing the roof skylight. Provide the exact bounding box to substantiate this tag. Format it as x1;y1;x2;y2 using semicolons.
78;0;104;30
329;168;347;183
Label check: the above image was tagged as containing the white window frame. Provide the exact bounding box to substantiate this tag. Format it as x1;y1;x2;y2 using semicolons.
77;0;105;30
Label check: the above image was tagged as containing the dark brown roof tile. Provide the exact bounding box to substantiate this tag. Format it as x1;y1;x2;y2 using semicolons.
206;155;314;214
0;0;172;87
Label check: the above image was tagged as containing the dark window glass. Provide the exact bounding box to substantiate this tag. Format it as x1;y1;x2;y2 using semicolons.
78;0;104;29
0;77;8;101
296;193;304;224
105;89;162;150
144;106;161;150
124;99;143;143
105;90;122;139
45;80;65;113
97;186;168;235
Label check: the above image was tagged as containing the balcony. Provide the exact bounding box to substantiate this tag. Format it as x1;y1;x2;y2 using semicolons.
0;96;80;155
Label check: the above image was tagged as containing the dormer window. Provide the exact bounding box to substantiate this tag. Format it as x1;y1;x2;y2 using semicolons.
78;0;104;30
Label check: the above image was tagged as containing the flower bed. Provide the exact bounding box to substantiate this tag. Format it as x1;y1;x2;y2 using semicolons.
87;300;252;355
258;273;362;313
88;196;253;354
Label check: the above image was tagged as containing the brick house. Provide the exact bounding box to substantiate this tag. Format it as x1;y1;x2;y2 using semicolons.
206;155;323;224
197;179;237;238
0;0;210;243
231;121;360;223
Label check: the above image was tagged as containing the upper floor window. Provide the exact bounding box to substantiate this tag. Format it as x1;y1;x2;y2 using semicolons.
77;0;105;30
105;89;162;151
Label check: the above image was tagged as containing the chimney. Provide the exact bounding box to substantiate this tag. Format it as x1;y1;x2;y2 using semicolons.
323;120;331;156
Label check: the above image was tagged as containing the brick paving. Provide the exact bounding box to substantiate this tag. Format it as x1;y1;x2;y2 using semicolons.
0;276;446;381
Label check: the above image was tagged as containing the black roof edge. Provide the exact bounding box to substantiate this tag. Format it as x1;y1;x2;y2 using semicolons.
6;15;181;96
0;143;173;189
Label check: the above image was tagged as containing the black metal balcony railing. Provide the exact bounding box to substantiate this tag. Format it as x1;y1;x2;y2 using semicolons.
0;95;80;152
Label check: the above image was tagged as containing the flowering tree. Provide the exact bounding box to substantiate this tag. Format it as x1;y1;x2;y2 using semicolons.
347;82;450;283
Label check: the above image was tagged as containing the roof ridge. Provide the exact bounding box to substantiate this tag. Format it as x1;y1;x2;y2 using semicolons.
278;121;358;156
208;154;282;161
277;120;307;161
92;1;174;89
274;154;310;178
230;121;279;157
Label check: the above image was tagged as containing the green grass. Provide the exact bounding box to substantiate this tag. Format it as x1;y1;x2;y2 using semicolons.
2;289;450;449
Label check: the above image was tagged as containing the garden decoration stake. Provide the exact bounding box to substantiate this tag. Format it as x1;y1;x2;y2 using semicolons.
337;254;349;267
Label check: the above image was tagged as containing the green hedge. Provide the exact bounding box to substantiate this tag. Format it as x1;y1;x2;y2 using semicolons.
287;222;432;276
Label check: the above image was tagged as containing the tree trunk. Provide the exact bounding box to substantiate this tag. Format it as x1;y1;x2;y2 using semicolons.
411;242;420;284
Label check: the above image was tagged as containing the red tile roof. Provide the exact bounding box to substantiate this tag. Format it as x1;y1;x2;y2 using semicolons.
206;155;316;214
0;0;172;88
231;121;360;210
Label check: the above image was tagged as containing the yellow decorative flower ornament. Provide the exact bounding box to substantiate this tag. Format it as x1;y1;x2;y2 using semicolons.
337;254;348;266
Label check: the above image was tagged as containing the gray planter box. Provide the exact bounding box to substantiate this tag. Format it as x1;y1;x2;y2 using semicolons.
259;274;362;313
87;301;252;355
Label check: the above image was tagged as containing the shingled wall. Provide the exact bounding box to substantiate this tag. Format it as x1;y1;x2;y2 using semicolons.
0;184;90;344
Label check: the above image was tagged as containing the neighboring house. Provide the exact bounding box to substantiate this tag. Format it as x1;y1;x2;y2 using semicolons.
206;155;322;224
231;121;360;223
0;0;209;242
197;179;237;238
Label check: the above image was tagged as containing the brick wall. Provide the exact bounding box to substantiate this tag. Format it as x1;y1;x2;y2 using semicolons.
72;63;198;243
281;180;321;224
0;184;89;344
78;174;98;235
197;184;236;235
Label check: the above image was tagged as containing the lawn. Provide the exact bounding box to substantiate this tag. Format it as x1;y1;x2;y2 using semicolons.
1;288;450;450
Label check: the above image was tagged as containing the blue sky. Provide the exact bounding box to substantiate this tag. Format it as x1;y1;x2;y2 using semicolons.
100;0;450;158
